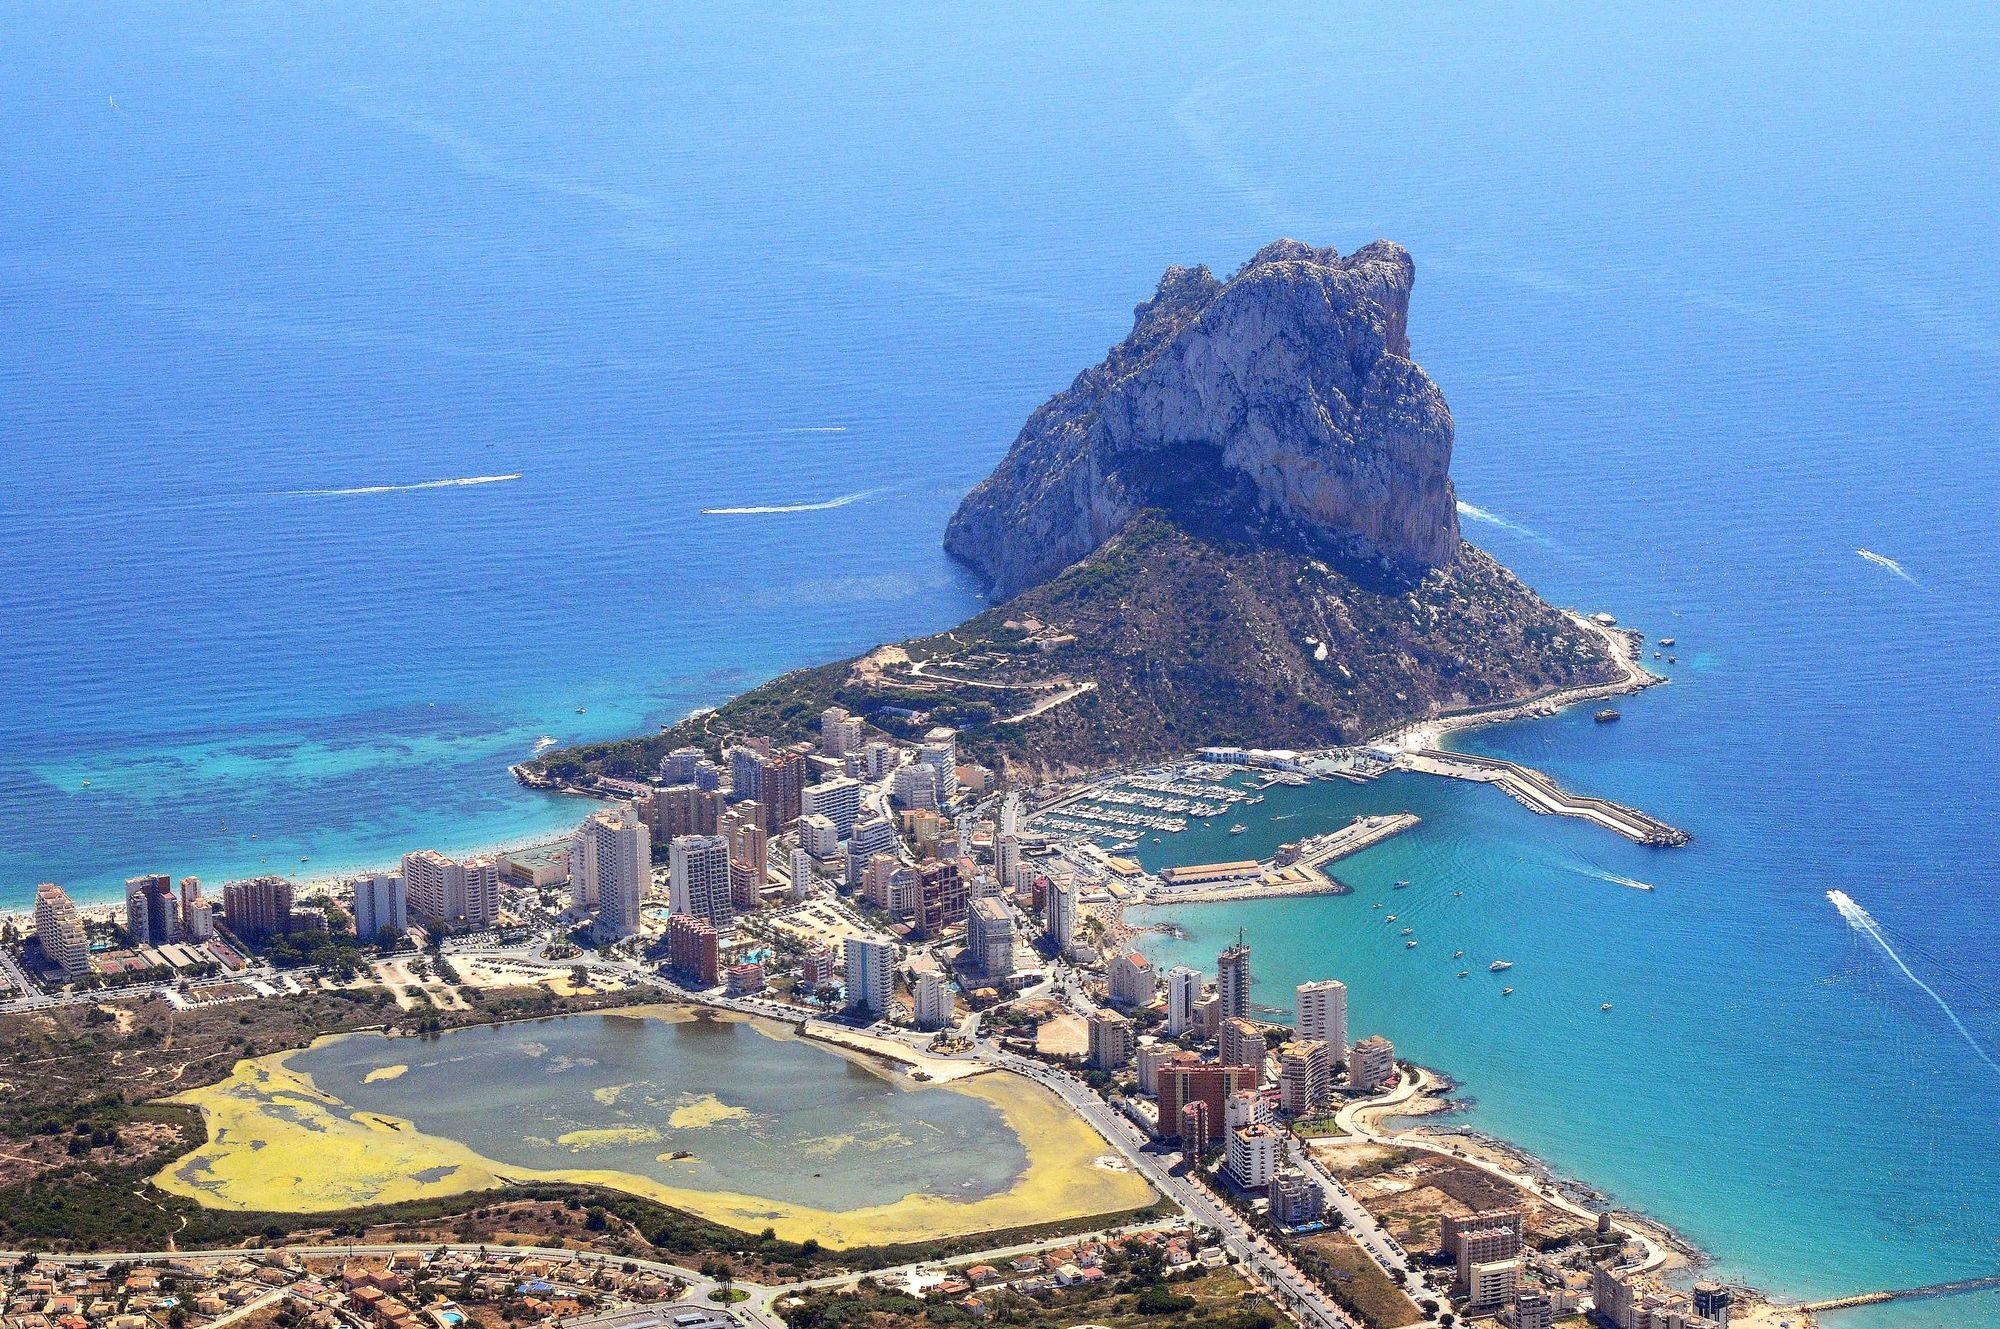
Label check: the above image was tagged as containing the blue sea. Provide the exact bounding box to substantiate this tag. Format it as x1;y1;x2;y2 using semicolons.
3;2;1997;1321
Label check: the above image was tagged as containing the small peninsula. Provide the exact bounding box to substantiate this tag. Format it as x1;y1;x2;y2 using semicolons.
527;239;1621;787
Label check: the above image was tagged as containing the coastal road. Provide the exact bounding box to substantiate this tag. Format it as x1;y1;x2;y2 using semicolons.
984;1047;1358;1329
571;955;1401;1329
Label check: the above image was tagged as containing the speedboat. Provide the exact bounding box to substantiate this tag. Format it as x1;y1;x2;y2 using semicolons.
1400;928;1413;936
1386;915;1398;922
1601;1003;1613;1011
1457;970;1470;978
1452;950;1464;959
1228;824;1247;835
1452;889;1463;897
1490;960;1513;972
1371;903;1383;909
1405;940;1418;949
1393;879;1410;889
1502;987;1515;996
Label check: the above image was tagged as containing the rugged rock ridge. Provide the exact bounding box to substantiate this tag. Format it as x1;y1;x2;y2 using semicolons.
945;238;1461;599
525;238;1624;789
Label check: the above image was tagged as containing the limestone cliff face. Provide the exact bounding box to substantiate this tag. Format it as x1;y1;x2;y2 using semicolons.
945;239;1461;599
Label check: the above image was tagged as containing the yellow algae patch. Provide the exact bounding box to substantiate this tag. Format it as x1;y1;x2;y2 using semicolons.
668;1093;748;1129
591;1083;631;1106
157;1010;1156;1246
556;1126;663;1150
520;1066;1157;1246
363;1064;409;1083
156;1053;508;1213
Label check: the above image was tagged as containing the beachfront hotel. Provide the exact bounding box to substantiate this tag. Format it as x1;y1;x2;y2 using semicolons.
33;882;90;976
401;849;499;932
350;871;407;943
844;934;896;1015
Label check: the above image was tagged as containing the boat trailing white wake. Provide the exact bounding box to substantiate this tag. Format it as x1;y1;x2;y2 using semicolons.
703;488;878;515
1571;864;1655;891
287;473;522;497
1856;549;1916;583
1456;499;1539;538
1830;889;2000;1079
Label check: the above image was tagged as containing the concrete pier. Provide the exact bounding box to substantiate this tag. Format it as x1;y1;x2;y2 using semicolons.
1399;749;1690;846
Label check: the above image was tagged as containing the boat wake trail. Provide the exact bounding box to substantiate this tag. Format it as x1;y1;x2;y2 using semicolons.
287;473;522;497
1830;889;2000;1079
1857;549;1916;583
780;425;849;434
1565;862;1655;891
1456;500;1551;545
702;488;878;515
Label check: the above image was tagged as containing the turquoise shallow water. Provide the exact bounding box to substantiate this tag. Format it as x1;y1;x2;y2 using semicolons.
3;3;1999;1321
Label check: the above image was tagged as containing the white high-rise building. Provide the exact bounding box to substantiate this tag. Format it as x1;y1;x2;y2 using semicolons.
844;934;896;1016
34;883;90;977
966;896;1015;978
913;968;952;1030
803;776;864;839
1166;965;1202;1037
820;706;864;757
575;806;650;942
1045;875;1078;953
669;834;734;925
918;728;959;801
351;872;408;943
789;846;815;902
1295;979;1349;1057
845;813;897;886
402;850;500;932
862;740;896;781
892;763;938;811
1279;1039;1333;1118
798;813;840;858
1227;1123;1282;1189
994;833;1021;892
658;745;704;784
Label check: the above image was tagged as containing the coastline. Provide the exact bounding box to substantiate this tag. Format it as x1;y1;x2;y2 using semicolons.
1336;1068;1812;1328
1374;612;1661;756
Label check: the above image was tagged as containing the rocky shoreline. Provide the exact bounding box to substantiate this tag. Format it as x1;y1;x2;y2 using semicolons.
1356;1073;1812;1327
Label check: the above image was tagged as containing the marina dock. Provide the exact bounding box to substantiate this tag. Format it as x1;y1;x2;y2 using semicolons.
1292;811;1421;871
1399;749;1691;846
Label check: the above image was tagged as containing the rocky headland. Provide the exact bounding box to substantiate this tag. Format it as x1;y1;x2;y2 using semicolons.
527;239;1623;785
